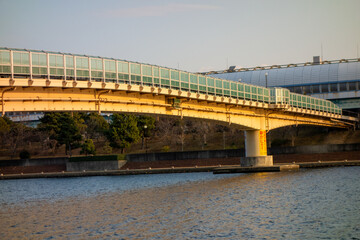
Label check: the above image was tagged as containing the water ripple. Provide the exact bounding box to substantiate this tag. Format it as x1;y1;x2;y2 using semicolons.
1;167;360;239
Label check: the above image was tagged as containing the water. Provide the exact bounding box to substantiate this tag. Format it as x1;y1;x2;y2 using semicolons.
1;167;359;239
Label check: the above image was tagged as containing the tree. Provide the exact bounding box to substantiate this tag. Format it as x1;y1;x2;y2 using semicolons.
83;112;109;139
108;113;140;153
38;112;83;156
81;139;96;156
0;116;11;146
137;115;155;149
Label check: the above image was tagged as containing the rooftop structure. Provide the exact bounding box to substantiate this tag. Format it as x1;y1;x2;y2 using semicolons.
204;57;360;111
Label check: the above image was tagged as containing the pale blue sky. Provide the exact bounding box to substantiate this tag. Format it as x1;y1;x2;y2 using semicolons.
0;0;359;72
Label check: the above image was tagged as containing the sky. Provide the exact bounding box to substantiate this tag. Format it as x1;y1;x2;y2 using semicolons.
0;0;359;72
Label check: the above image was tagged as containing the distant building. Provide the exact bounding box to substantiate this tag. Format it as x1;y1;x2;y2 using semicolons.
206;57;360;112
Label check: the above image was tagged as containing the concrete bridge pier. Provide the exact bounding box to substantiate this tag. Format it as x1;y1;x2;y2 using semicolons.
241;130;273;167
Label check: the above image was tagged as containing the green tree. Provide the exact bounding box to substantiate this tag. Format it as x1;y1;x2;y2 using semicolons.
0;116;11;145
137;115;155;149
38;112;83;156
81;139;96;156
108;113;140;153
84;112;109;139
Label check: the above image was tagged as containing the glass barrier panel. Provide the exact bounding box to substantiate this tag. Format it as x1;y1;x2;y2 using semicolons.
0;51;10;65
91;59;103;70
118;62;129;73
131;63;141;75
105;60;116;72
0;65;11;73
49;55;64;67
181;72;189;82
190;74;197;84
13;52;29;65
76;57;89;69
160;69;169;79
142;65;152;76
66;56;74;68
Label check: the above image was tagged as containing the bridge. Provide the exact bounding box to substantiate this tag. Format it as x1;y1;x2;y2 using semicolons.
0;48;358;166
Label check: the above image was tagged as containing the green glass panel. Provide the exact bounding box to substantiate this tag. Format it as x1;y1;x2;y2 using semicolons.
207;78;214;87
0;51;10;64
131;75;141;82
143;76;152;83
190;84;198;90
92;71;103;78
224;90;230;96
76;70;89;77
118;73;129;80
76;57;89;69
50;68;64;75
251;86;257;94
118;62;129;73
190;74;197;84
153;67;159;77
0;65;11;73
32;67;47;75
13;52;29;65
171;80;179;87
181;82;188;89
49;55;64;67
160;69;169;79
231;82;236;90
171;70;179;80
66;69;74;76
181;72;189;82
161;79;170;85
238;84;244;91
216;80;222;88
32;53;47;66
208;87;215;93
142;65;152;76
66;56;74;68
131;63;141;74
105;60;116;72
199;76;206;85
153;78;159;84
14;66;30;74
238;92;244;98
223;81;230;89
199;86;206;92
91;59;103;70
231;91;237;97
105;72;116;79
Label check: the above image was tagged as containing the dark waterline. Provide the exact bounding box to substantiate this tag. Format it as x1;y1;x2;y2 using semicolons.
1;167;359;239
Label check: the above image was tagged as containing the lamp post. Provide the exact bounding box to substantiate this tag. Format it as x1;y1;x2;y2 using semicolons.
265;72;268;88
144;125;148;160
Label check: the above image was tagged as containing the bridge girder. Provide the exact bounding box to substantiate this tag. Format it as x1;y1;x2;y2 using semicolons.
0;78;354;130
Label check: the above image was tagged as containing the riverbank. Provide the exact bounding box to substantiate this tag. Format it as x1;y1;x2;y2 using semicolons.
1;160;360;180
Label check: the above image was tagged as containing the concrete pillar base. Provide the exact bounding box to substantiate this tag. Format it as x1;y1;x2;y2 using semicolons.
240;155;273;167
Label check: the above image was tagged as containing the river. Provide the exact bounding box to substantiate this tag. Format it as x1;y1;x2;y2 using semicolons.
1;167;359;239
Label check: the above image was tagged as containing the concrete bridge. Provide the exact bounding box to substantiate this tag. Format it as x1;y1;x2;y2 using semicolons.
0;48;358;166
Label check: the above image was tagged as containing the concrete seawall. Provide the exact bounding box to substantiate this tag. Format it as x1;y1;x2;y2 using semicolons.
1;161;359;180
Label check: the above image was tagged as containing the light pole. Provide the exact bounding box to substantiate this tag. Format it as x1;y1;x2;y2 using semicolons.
144;125;148;160
265;72;268;88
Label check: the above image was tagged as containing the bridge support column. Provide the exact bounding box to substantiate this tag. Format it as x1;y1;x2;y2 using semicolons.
241;130;273;167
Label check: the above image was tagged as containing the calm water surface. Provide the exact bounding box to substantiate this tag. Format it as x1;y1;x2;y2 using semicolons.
0;167;359;239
